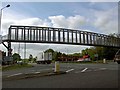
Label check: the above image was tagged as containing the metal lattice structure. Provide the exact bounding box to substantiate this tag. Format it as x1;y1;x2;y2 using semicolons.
2;25;120;56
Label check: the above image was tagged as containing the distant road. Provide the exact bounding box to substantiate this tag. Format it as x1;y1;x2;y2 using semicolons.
2;62;119;88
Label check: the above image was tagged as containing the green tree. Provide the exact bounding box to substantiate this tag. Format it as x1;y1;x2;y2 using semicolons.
12;53;21;62
44;48;55;60
29;54;33;62
44;48;54;53
81;47;96;60
72;53;80;57
102;47;118;60
88;46;119;60
33;56;37;63
52;51;58;61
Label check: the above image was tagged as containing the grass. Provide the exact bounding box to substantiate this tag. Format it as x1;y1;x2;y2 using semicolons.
2;63;33;71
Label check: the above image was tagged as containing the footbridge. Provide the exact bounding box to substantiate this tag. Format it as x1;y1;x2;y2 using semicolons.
1;25;120;56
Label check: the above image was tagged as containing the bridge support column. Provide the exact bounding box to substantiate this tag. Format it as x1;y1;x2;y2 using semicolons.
8;41;12;57
2;41;12;56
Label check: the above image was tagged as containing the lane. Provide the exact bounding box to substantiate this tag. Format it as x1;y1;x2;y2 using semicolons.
2;62;118;77
3;62;118;88
3;69;118;88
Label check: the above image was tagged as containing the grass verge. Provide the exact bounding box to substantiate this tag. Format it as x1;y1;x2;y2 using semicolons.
2;63;33;71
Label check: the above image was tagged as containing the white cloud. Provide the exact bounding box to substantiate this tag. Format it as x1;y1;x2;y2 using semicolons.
14;18;50;26
49;15;87;29
93;7;118;34
2;18;50;35
49;15;67;28
2;13;89;36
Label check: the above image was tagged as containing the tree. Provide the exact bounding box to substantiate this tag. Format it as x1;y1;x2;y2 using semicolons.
52;51;58;61
68;53;80;57
102;47;118;60
44;48;54;53
33;56;37;63
12;53;21;62
29;54;33;61
44;48;55;61
91;46;119;60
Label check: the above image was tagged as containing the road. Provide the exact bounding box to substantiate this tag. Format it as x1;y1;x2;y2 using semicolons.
2;62;119;88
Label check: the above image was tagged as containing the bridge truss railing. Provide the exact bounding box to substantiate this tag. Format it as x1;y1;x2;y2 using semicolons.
3;25;120;48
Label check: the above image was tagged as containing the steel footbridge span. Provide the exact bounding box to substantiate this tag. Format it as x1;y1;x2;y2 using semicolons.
1;25;120;56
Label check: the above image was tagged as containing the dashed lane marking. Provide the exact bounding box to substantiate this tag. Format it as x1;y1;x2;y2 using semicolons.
81;68;88;73
75;68;107;73
66;69;74;73
34;72;41;74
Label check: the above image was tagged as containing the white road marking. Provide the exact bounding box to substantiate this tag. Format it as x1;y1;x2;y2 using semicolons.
66;69;74;73
81;68;88;73
34;72;40;74
7;73;22;77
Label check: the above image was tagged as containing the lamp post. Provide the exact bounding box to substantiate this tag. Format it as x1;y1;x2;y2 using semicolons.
0;4;10;40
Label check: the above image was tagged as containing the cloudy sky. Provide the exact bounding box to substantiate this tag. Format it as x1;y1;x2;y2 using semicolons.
0;0;119;58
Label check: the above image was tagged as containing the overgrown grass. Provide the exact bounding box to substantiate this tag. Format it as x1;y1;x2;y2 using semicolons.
2;63;33;71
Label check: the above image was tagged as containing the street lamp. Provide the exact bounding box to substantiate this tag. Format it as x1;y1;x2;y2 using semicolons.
0;4;10;40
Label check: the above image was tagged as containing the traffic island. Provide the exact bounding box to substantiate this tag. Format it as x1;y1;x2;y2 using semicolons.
3;70;66;81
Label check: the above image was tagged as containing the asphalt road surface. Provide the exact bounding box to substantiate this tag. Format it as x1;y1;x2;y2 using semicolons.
2;62;119;88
